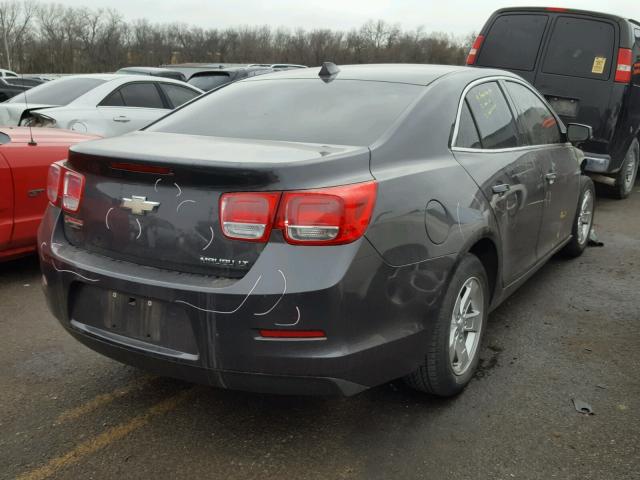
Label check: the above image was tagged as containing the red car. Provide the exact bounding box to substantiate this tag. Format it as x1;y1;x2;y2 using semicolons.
0;127;97;261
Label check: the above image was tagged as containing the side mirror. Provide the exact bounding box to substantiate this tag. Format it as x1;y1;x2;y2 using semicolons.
566;123;592;145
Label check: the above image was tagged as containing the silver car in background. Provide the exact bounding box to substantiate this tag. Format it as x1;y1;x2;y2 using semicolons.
0;74;203;137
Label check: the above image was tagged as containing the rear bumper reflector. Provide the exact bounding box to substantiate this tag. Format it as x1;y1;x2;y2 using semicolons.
259;329;326;339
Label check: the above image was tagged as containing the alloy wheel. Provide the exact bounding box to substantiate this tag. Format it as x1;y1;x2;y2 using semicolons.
577;189;594;245
449;277;484;376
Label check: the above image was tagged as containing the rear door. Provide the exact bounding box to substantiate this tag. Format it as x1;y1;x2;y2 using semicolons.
452;80;547;284
503;79;581;256
476;13;549;83
98;82;170;136
535;15;618;147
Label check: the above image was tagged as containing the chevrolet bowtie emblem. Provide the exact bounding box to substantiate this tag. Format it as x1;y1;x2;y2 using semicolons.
121;196;160;215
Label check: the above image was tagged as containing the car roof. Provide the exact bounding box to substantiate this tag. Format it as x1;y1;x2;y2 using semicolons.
243;64;483;86
492;7;639;26
118;66;180;73
54;73;196;86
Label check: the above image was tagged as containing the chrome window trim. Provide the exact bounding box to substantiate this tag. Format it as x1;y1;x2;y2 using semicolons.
451;75;567;153
452;143;572;154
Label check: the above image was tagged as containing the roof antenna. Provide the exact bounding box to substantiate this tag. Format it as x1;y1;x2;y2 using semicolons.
21;70;36;146
318;62;340;83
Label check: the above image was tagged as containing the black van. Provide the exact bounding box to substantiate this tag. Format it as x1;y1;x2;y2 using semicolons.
468;7;640;198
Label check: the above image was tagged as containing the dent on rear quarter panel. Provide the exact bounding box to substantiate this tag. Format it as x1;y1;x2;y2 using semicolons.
366;72;495;267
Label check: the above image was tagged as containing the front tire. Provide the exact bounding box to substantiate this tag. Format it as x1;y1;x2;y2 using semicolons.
405;254;489;397
563;176;595;258
610;138;639;199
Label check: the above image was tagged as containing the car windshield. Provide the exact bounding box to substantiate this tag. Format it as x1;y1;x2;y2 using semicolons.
188;73;232;91
8;77;106;105
149;79;422;146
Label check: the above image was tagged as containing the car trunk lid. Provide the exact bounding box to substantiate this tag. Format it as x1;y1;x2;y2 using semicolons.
62;131;372;278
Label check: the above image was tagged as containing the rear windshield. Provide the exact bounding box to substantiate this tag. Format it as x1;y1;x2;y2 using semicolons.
542;17;615;80
8;77;105;105
188;73;231;91
477;14;548;71
149;79;423;146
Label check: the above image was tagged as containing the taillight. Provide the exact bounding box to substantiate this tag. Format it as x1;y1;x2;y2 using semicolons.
277;181;378;245
466;35;484;65
615;48;633;83
218;181;378;246
220;192;281;242
61;170;85;213
46;163;62;204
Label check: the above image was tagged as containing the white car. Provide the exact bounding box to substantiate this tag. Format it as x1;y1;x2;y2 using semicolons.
0;74;203;137
0;68;19;78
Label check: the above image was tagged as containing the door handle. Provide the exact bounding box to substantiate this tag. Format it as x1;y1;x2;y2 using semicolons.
113;116;130;123
492;184;511;195
545;172;557;184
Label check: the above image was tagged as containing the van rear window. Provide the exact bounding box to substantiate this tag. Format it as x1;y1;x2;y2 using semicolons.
477;14;548;71
542;17;615;80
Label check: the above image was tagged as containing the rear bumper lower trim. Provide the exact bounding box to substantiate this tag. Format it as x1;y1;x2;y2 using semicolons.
70;319;200;362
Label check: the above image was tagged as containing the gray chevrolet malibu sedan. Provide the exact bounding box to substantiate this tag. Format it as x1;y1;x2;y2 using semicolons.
39;64;595;397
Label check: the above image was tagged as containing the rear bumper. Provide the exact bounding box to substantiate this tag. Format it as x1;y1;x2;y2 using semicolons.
582;152;611;173
39;207;453;396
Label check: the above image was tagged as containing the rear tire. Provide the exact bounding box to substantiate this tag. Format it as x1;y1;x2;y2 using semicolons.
610;138;639;199
405;254;489;397
563;176;595;258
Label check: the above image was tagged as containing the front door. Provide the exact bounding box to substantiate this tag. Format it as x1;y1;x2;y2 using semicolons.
502;79;581;256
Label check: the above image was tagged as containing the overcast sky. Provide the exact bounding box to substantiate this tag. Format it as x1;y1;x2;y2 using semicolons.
56;0;639;36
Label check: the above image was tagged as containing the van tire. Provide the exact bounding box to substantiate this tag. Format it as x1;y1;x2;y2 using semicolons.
611;138;639;199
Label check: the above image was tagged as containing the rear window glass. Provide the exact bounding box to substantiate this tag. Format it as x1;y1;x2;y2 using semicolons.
8;77;105;105
149;79;422;146
477;14;548;71
542;17;615;80
188;73;231;91
465;82;519;149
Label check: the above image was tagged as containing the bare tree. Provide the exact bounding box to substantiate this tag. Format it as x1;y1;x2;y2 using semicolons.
0;0;35;70
4;0;471;73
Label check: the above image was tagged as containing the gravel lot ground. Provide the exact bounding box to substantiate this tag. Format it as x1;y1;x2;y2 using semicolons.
1;183;639;480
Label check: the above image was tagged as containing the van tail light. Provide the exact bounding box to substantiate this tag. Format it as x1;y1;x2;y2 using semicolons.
220;192;281;242
219;181;378;246
46;163;62;204
466;35;484;65
615;48;633;83
62;170;85;213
